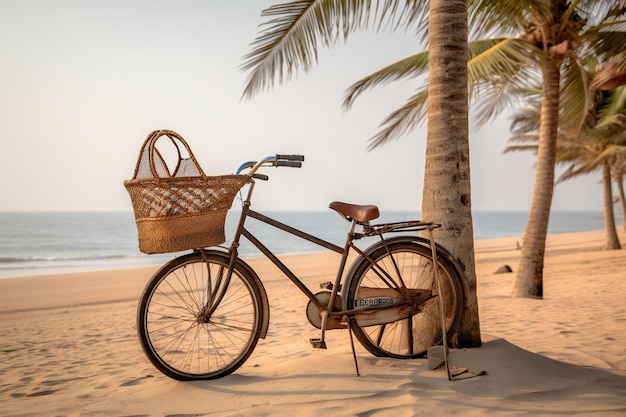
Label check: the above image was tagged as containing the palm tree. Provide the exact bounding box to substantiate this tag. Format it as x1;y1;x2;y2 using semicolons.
557;139;626;251
594;57;626;232
612;153;626;232
241;0;481;348
468;1;626;298
424;0;480;348
507;83;626;250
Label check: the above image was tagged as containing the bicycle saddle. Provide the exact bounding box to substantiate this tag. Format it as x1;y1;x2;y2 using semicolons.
329;201;380;223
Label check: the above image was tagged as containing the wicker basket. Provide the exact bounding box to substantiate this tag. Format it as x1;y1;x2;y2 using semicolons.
124;129;251;254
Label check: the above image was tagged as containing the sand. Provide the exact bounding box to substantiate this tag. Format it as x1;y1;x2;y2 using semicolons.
0;229;625;416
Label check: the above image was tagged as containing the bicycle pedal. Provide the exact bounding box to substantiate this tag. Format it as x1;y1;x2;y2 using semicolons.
319;282;341;291
309;338;327;349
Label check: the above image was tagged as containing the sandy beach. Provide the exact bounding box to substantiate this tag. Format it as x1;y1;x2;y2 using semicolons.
1;229;625;416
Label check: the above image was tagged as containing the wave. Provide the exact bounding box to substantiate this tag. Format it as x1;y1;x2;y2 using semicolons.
0;252;169;279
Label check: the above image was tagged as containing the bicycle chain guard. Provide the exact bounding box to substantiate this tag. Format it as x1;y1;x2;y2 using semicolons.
306;291;343;330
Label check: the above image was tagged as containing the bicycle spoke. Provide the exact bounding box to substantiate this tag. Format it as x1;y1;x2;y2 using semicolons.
375;323;386;346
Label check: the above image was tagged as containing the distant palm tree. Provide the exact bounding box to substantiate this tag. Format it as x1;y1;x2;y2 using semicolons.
593;56;626;232
611;153;626;232
557;108;626;249
241;0;481;348
557;140;626;250
507;83;626;250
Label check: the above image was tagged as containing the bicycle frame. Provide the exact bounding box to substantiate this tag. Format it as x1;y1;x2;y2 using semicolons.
225;179;440;321
230;180;351;314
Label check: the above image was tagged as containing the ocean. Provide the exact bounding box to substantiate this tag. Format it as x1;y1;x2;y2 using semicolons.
0;210;610;279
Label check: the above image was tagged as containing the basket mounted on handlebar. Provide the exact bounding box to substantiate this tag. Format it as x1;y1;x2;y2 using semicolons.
124;129;251;254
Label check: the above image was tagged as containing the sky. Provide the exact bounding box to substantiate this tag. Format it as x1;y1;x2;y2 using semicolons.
0;0;606;213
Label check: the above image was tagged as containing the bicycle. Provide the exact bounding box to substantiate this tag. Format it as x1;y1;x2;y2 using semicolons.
136;154;466;380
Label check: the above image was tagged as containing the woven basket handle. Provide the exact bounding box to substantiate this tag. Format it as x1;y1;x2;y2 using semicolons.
132;130;206;180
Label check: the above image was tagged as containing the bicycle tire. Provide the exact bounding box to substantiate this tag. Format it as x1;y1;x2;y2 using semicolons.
345;240;463;359
137;251;264;380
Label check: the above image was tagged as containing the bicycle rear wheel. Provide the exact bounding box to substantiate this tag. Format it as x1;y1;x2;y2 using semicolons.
137;251;264;380
345;241;463;359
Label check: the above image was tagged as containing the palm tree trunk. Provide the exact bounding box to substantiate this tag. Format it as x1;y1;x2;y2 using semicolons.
614;170;626;232
602;162;621;249
513;61;561;299
423;0;480;348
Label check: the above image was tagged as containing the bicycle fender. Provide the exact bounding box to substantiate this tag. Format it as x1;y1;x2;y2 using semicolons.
198;249;271;339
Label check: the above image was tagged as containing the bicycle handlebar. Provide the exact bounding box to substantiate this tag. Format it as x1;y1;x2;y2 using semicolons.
276;154;305;162
276;160;302;168
236;154;305;176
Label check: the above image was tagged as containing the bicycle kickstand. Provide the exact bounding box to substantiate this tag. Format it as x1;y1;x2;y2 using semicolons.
346;316;360;377
310;311;360;377
427;225;451;381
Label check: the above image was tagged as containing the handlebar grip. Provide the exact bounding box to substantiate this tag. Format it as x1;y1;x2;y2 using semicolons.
276;154;305;162
276;160;302;168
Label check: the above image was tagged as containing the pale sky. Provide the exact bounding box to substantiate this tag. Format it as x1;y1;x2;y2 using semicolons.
0;0;605;213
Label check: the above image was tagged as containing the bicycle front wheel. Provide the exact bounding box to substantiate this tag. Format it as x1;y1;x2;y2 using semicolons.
345;241;463;359
137;252;264;380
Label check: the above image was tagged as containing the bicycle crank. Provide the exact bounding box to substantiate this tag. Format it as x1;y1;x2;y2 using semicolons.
306;291;343;330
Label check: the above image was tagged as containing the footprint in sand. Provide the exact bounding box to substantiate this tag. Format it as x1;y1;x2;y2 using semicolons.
119;375;154;387
26;390;56;397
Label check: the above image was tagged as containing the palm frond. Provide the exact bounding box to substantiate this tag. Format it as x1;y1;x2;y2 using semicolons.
581;0;626;26
342;51;428;109
583;31;626;60
378;0;429;37
573;145;626;178
366;88;428;150
503;144;539;154
603;2;626;21
343;37;535;114
594;113;626;137
557;163;593;183
558;58;592;137
511;111;541;135
467;0;547;38
468;38;543;126
508;134;540;143
594;144;626;165
241;0;430;99
596;86;626;122
468;39;542;88
241;0;374;98
591;57;626;89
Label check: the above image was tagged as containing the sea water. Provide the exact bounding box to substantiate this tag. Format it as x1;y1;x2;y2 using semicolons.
0;210;610;279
